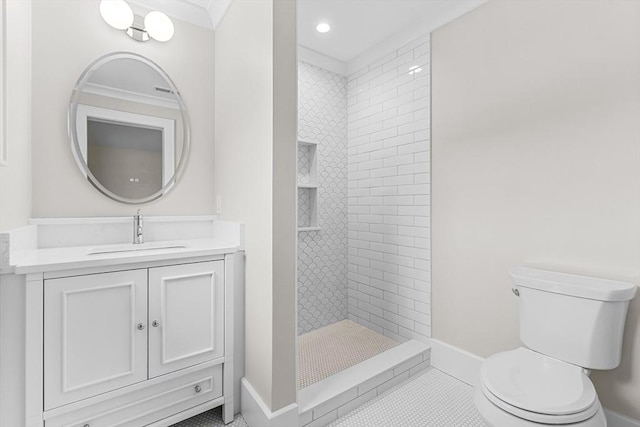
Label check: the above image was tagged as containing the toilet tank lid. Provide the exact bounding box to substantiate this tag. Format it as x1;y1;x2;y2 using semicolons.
509;267;638;302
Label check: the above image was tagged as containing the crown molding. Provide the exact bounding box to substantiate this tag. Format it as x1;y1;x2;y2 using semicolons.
298;46;347;76
209;0;232;29
128;0;214;30
346;0;487;75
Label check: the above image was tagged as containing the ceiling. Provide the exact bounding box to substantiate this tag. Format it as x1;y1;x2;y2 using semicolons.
129;0;230;29
297;0;485;63
130;0;485;66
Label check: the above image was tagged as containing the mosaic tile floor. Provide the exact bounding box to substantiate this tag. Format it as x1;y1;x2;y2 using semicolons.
170;407;248;427
298;319;399;389
173;368;486;427
328;368;487;427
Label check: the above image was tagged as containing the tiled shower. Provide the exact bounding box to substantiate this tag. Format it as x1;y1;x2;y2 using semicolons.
346;35;431;343
297;34;432;383
297;62;349;334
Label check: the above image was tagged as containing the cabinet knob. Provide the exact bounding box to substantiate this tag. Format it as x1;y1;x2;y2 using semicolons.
152;320;160;327
137;323;145;330
83;424;90;427
194;385;202;393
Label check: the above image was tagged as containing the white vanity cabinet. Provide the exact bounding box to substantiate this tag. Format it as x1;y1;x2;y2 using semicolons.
148;262;225;378
43;261;225;413
0;217;244;427
44;269;149;410
23;256;236;427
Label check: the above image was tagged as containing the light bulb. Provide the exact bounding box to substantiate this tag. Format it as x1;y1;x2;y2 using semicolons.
316;23;331;33
99;0;134;30
145;11;174;42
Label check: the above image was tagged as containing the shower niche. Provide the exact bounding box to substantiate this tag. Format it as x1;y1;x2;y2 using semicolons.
297;139;319;231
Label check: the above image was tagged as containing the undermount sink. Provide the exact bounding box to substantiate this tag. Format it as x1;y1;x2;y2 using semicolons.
86;242;187;255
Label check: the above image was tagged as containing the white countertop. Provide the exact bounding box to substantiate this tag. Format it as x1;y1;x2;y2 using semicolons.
6;238;239;275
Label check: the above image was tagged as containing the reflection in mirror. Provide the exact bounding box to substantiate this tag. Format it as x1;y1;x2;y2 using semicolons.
69;52;189;204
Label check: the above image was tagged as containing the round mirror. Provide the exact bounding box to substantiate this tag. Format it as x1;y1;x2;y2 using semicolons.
69;52;190;204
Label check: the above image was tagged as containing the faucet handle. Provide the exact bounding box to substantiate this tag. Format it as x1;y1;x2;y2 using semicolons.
133;209;144;244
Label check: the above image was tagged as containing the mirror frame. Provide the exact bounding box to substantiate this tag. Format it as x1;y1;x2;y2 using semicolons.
68;51;191;204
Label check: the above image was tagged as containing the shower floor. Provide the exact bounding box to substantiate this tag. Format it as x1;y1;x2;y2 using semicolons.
298;319;400;389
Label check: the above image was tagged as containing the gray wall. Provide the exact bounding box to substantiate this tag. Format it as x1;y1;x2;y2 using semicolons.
297;61;348;334
431;0;640;419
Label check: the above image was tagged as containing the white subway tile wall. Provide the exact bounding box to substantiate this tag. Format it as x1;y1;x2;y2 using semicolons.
346;35;431;343
297;62;349;334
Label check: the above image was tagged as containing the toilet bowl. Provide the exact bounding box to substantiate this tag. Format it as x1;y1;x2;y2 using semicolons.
474;267;637;427
474;348;607;427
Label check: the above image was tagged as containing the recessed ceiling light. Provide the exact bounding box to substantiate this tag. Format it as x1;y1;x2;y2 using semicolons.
316;22;331;33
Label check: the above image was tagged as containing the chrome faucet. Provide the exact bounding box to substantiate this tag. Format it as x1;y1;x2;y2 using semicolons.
133;209;144;244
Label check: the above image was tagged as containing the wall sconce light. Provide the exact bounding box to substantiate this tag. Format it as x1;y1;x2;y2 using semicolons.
100;0;174;42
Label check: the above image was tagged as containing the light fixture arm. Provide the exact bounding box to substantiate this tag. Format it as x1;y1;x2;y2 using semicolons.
126;15;150;42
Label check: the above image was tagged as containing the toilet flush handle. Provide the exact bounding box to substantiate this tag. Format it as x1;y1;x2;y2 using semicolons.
512;288;520;297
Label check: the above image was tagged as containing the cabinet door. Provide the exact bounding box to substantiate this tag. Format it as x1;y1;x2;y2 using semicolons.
44;269;148;410
148;261;224;378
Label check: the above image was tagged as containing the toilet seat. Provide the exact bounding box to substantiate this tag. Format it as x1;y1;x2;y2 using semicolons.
480;348;599;424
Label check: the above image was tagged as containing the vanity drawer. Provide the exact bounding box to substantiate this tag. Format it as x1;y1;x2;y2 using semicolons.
44;363;223;427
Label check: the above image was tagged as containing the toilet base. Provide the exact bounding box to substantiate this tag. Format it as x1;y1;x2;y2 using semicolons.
473;385;607;427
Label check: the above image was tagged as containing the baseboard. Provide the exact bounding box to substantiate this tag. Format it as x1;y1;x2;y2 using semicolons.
605;409;640;427
429;338;483;386
428;339;640;427
240;377;298;427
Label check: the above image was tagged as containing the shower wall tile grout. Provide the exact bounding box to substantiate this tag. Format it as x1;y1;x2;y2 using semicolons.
346;34;431;344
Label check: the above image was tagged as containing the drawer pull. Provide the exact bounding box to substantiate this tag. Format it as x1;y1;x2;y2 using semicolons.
194;385;202;393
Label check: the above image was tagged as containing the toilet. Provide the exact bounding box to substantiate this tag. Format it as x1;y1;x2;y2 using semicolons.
474;266;637;427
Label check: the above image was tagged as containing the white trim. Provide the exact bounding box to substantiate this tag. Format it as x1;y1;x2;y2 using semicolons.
230;251;245;414
429;338;484;386
345;0;487;75
240;377;299;427
429;339;640;427
222;254;235;422
297;46;347;76
209;0;232;30
128;0;215;30
76;104;175;186
25;273;44;427
83;83;181;111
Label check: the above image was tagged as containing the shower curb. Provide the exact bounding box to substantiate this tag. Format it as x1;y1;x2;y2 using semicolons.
298;339;431;427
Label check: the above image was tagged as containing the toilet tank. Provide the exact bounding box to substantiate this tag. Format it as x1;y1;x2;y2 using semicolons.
510;266;637;370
